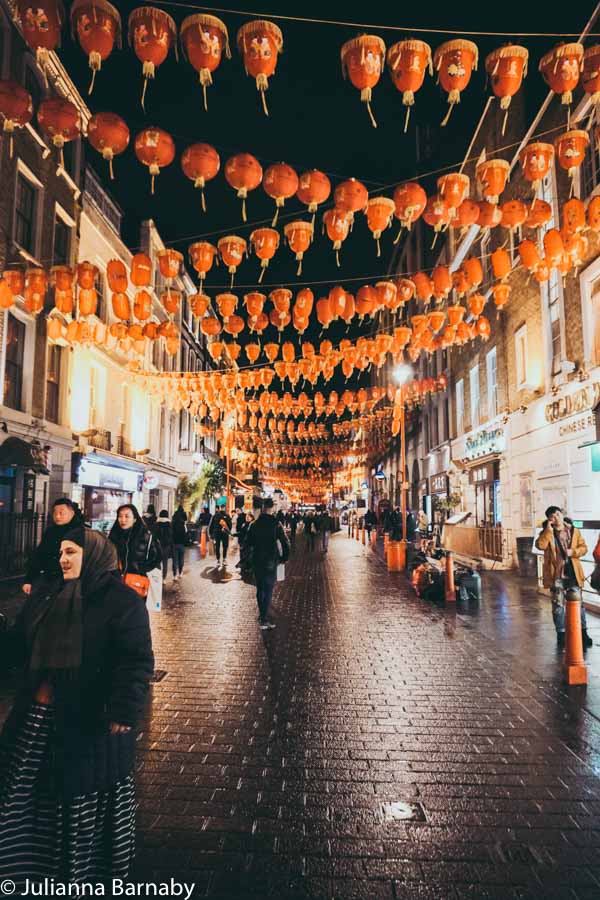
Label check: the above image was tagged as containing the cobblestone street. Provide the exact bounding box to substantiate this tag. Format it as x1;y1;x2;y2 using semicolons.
3;533;600;899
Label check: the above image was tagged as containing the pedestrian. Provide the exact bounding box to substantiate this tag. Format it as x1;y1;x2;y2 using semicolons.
0;528;154;885
236;512;255;576
142;504;157;533
305;513;317;552
390;506;402;541
22;497;85;595
364;508;377;538
171;504;188;581
209;507;232;566
245;498;290;629
289;511;298;547
108;504;162;581
321;509;333;553
535;506;592;648
155;509;174;579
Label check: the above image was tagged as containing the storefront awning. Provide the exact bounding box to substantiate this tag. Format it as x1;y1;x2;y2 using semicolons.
0;437;50;474
454;451;501;470
82;449;145;472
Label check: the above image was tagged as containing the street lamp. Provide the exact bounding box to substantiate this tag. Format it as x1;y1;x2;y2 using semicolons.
393;363;413;569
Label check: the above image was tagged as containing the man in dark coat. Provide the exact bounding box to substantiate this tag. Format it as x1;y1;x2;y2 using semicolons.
23;497;84;594
245;498;290;629
209;508;233;566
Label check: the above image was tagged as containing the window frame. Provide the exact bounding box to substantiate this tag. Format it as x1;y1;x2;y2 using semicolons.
455;379;464;437
13;167;41;259
470;364;480;430
486;347;498;421
539;166;566;381
45;343;62;424
3;313;27;412
515;324;529;389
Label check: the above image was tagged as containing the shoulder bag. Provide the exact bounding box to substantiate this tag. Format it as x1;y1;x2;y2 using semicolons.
123;534;152;598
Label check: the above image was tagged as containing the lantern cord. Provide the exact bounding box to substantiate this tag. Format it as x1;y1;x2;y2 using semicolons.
366;101;377;129
88;68;97;95
260;88;269;117
203;83;208;112
403;105;411;134
109;157;114;181
296;260;302;276
201;189;207;213
272;207;280;227
241;198;247;222
258;266;265;284
141;77;149;112
440;100;455;129
151;174;155;195
335;250;341;268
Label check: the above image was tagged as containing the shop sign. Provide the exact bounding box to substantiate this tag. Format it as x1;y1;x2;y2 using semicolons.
464;426;505;460
78;459;142;492
545;382;600;423
430;473;447;494
558;412;595;438
469;462;496;484
143;469;160;490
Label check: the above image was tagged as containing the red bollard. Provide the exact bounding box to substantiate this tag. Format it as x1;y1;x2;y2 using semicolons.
200;530;207;558
564;589;587;685
361;525;366;545
445;551;456;602
370;529;377;549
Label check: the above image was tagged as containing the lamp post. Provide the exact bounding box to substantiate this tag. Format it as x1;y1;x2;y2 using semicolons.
393;363;413;570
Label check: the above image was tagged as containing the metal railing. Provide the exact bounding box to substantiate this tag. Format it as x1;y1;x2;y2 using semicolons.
0;513;43;578
442;524;511;563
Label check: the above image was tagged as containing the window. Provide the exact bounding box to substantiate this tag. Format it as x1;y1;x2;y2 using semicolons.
431;404;439;448
580;125;600;199
45;344;61;424
53;216;71;265
455;379;464;436
4;314;26;411
515;325;528;388
14;174;37;254
423;414;429;453
470;366;480;429
486;347;498;420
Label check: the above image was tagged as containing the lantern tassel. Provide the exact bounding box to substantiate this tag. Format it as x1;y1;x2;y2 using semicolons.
361;87;378;128
335;249;341;268
376;237;381;257
258;265;265;284
88;65;98;95
109;157;114;180
404;104;411;133
201;189;206;213
296;258;302;277
9;133;14;159
441;90;460;127
230;272;235;288
272;206;280;227
393;225;403;245
242;197;247;222
141;76;149;112
501;107;509;137
151;174;155;195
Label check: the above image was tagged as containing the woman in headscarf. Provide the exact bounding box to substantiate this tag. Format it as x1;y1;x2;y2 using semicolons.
0;528;154;885
108;503;161;578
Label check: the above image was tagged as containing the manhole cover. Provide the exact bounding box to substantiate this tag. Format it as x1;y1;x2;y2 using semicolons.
381;801;426;822
150;670;168;683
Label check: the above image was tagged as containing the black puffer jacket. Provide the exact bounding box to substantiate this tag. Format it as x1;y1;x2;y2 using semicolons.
109;521;161;575
246;513;290;574
0;576;154;798
25;513;85;582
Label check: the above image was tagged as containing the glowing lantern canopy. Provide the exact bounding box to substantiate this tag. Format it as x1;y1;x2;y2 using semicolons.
539;42;583;110
0;80;32;158
316;296;334;329
501;199;528;232
468;292;485;318
387;39;432;131
554;130;589;181
392;182;427;243
492;283;511;308
181;143;220;212
518;237;540;271
70;0;121;94
37;97;80;168
491;247;511;280
16;0;64;70
582;45;600;111
340;34;386;128
157;248;182;282
562;198;586;234
87;112;129;180
433;39;478;126
128;7;176;109
365;197;395;256
224;152;263;222
263;162;299;225
188;241;218;287
296;169;331;224
478;200;503;231
236;19;283;116
190;292;209;317
475;159;509;204
450;199;480;230
525;198;552;229
294;287;314;319
284;221;313;276
270;288;292;331
218;235;247;285
474;315;491;340
423;195;451;245
250;227;279;283
485;44;528;133
413;272;433;304
323;208;352;267
437;173;469;218
334;177;369;223
355;285;378;319
180;14;230;111
134;127;175;194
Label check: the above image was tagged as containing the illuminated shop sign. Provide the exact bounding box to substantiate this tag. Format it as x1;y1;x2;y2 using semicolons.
78;460;142;492
545;383;600;423
464;426;505;460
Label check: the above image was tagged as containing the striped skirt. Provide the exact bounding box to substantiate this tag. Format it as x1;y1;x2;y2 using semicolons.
0;703;136;885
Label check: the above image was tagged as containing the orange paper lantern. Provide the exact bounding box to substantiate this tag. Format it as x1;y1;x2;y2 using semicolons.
519;142;554;195
387;39;432;131
323;208;352;266
37;97;80;168
134;127;175;194
16;0;63;68
284;221;313;276
236;19;283;115
554;130;589;179
263;162;299;225
0;80;33;158
475;159;509;204
296;169;331;222
180;14;230;110
128;6;177;109
365;197;395;255
539;42;583;107
181;143;220;211
433;39;479;126
70;0;122;93
189;241;218;283
341;34;386;127
217;235;247;284
250;228;280;283
224;152;263;221
485;44;528;133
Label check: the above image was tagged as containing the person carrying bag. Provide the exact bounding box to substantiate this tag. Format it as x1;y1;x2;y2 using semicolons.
108;504;162;598
246;498;290;630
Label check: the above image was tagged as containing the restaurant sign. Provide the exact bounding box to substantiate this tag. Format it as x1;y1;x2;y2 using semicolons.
464;426;505;460
545;382;600;423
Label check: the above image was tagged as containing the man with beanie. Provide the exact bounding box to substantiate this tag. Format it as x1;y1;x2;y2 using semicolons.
245;498;290;629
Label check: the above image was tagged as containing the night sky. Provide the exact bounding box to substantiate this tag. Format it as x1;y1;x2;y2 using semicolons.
55;1;592;362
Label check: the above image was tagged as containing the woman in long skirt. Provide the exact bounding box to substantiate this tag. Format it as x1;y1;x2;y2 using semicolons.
0;528;154;886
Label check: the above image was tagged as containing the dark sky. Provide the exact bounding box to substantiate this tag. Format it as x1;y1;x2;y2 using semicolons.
57;0;594;366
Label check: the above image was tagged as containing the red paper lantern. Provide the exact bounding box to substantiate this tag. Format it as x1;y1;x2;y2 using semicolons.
477;200;503;231
130;253;152;287
0;80;33;158
181;143;220;211
236;19;283;116
341;34;386;127
365;197;395;255
37;98;81;168
16;0;64;68
501;199;528;232
423;195;451;240
323;207;352;266
128;6;177;109
134;126;175;194
250;228;279;283
393;182;427;234
263;162;299;225
157;249;182;281
484;44;528;133
217;235;247;285
224;152;263;221
475;159;509;204
87;112;129;179
450;199;480;230
437;172;470;216
284;221;313;275
70;0;122;93
387;39;432;131
297;169;331;222
294;287;314;319
539;42;583;107
180;14;230;110
562;198;586;234
189;241;217;283
433;39;479;126
525;199;552;229
491;248;511;280
554;130;589;179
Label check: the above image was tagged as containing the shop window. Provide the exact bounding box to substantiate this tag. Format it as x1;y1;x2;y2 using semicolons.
455;379;464;436
470;365;480;429
45;344;61;424
4;314;26;411
53;216;71;265
515;325;528;388
14;173;37;255
486;347;498;420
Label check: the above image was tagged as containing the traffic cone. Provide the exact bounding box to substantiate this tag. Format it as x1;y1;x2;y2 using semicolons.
445;550;456;602
361;525;366;545
200;530;207;558
370;529;377;549
564;589;587;685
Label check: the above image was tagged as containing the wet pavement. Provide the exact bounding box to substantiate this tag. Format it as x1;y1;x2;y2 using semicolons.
3;531;600;898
